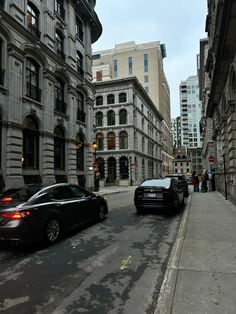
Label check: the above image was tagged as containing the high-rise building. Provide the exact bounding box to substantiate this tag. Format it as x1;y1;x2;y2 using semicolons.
171;116;181;148
0;0;102;191
92;41;173;176
180;75;203;149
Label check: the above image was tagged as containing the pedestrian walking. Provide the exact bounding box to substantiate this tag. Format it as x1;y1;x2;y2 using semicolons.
201;170;209;192
192;171;199;192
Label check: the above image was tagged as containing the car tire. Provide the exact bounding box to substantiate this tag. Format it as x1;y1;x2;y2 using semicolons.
45;217;61;244
99;203;106;221
136;206;143;215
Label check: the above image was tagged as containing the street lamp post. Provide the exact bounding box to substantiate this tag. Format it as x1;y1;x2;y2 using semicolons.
93;141;99;192
129;156;133;186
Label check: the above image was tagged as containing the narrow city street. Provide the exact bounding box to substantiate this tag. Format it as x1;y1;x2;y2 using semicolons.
0;190;183;314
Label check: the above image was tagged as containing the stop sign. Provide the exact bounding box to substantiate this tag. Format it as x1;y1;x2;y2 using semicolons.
208;156;215;163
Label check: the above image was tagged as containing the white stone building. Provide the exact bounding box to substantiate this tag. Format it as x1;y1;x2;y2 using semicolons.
93;77;163;186
0;0;102;191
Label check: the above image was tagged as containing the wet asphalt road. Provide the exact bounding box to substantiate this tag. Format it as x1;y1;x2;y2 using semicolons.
0;190;183;314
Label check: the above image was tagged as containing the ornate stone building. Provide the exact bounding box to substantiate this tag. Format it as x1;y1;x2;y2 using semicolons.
93;77;163;186
0;0;102;191
201;0;236;202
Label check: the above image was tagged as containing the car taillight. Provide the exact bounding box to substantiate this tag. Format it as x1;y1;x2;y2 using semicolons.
0;197;13;203
0;211;31;219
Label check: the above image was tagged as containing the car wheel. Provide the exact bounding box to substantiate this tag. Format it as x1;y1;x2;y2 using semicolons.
45;217;61;244
99;203;106;221
136;206;143;215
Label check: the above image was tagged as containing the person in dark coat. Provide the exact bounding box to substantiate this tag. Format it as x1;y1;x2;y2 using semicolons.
192;171;199;192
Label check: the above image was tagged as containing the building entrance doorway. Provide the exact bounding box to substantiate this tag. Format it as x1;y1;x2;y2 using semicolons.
107;157;116;184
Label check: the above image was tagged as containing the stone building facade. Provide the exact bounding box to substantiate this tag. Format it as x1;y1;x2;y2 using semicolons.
201;0;236;202
93;77;163;186
0;0;102;191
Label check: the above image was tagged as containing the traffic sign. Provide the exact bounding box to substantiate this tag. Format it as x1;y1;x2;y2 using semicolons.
208;156;215;163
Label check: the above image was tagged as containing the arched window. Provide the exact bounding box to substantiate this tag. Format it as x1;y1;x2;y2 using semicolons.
0;38;4;85
55;0;65;19
107;94;115;104
96;95;103;106
55;30;65;59
55;78;66;113
96;112;103;127
77;50;84;75
119;131;128;149
119;156;129;179
26;58;41;101
119;92;127;103
107;132;115;150
77;93;85;122
22;116;39;169
54;126;65;170
27;2;40;38
107;110;115;126
96;133;104;150
76;133;84;171
119;109;127;124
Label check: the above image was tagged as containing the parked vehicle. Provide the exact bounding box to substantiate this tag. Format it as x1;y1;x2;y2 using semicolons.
134;178;184;214
165;174;189;196
0;183;108;244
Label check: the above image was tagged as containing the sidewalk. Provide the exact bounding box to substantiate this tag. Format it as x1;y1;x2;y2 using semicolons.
155;190;236;314
94;184;137;196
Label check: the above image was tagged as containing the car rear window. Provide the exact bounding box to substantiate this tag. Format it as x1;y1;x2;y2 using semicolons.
140;178;171;188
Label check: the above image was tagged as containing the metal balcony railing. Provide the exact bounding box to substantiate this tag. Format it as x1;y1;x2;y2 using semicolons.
55;98;67;114
77;110;86;123
26;82;42;101
28;23;41;39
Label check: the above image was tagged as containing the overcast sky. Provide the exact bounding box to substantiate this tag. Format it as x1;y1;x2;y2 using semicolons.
92;0;207;118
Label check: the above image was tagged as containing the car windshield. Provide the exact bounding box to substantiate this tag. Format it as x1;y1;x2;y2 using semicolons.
140;178;171;188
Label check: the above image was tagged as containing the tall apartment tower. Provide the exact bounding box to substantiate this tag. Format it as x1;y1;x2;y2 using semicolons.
0;0;102;191
180;75;203;148
92;41;173;175
171;116;181;148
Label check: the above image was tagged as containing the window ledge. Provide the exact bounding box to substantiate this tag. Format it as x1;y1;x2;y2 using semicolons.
22;96;43;108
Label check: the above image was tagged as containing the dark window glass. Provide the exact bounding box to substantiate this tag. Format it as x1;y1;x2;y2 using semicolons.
96;96;103;106
107;94;115;104
22;116;39;169
55;79;66;113
76;133;84;171
107;132;115;150
26;58;41;101
76;17;84;42
119;156;129;179
97;158;105;179
55;31;65;59
144;53;148;72
0;39;4;85
77;93;85;122
76;50;84;75
107;110;115;126
119;109;127;124
27;3;40;38
96;133;104;150
96;112;103;127
54;126;65;170
55;0;65;19
70;185;88;198
119;93;127;103
50;185;73;200
119;131;128;149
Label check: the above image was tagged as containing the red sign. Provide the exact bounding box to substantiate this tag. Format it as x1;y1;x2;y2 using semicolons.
208;156;215;163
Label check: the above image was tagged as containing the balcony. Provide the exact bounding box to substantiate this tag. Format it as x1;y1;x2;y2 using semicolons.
26;82;42;102
28;23;41;39
56;48;65;60
55;98;67;114
77;110;86;123
0;68;5;85
77;65;84;76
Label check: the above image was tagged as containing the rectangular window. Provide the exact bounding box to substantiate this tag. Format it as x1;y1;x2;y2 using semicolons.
128;57;132;75
113;59;118;78
144;53;148;72
144;86;149;93
76;17;84;42
96;71;102;81
144;75;149;83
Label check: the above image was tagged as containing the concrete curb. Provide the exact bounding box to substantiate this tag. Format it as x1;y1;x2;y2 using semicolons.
154;193;192;314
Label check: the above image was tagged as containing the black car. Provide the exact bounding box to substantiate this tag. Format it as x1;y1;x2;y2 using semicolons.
134;178;184;214
165;174;189;196
0;183;108;244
